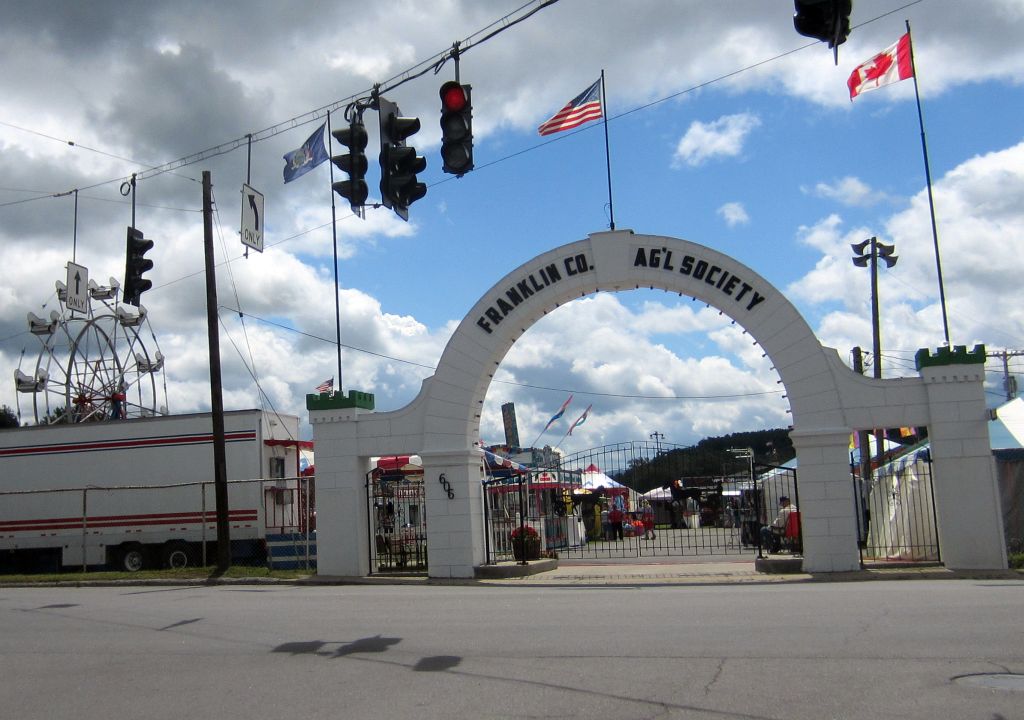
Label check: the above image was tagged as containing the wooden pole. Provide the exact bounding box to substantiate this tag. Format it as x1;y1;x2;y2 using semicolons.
203;170;231;571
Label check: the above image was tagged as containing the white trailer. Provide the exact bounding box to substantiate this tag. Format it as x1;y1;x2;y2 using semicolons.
0;410;311;572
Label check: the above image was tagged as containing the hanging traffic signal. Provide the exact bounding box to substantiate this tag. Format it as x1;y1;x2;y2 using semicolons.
331;120;368;211
793;0;852;53
378;96;426;222
123;226;153;307
439;81;473;176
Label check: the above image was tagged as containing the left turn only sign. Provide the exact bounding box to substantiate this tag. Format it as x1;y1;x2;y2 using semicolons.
65;261;89;313
241;183;264;252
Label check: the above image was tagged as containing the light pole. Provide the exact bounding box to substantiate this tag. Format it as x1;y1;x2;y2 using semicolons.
852;237;897;466
728;447;759;558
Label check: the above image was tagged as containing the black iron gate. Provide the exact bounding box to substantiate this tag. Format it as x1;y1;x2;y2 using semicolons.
366;470;427;574
853;446;940;565
483;441;799;562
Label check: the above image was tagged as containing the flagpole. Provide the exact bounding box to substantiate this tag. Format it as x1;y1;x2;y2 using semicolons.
530;426;551;450
905;20;951;346
600;69;615;231
325;111;344;390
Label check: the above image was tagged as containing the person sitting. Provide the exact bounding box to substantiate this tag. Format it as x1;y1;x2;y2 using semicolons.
760;496;797;553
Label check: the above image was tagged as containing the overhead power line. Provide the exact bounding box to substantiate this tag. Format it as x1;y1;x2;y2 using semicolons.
220;305;785;402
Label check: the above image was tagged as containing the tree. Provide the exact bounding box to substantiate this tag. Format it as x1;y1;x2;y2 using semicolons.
0;404;19;428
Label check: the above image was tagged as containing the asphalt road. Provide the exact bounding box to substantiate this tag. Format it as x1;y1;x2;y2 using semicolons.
1;579;1022;720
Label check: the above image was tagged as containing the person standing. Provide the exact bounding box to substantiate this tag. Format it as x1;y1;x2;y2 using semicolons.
641;500;656;540
608;504;624;541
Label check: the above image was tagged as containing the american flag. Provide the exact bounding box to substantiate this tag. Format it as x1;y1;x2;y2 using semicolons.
537;79;602;136
314;378;333;394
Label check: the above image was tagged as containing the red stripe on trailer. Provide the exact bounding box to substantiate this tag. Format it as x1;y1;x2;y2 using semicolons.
0;509;258;534
0;430;257;459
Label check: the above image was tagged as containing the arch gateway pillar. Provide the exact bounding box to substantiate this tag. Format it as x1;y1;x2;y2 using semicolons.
308;231;1007;578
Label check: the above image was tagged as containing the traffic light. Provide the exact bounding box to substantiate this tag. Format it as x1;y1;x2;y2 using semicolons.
331;120;368;211
439;81;473;176
378;96;426;221
793;0;851;49
123;226;153;307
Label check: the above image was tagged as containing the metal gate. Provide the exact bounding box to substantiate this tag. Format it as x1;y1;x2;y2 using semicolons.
853;445;940;565
483;441;799;562
366;470;427;574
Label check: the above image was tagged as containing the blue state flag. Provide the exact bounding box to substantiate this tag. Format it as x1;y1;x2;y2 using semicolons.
282;123;328;183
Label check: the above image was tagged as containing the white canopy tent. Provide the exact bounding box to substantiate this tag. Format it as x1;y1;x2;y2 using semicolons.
577;464;639;508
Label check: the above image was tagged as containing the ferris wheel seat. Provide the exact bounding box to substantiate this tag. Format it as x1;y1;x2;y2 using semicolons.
27;311;59;335
117;305;147;327
15;368;47;392
135;350;165;373
88;277;120;300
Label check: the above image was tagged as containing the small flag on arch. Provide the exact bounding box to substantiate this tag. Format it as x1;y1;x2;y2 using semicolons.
568;404;592;435
542;395;574;432
283;123;329;183
314;378;333;394
848;33;914;100
537;79;602;136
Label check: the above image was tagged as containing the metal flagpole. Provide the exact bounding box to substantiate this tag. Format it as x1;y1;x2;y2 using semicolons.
325;112;344;390
600;69;615;231
905;20;950;346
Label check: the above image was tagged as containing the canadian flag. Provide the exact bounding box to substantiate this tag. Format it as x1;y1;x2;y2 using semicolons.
848;33;914;100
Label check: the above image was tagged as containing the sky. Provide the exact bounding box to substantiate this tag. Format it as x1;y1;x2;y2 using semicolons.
2;0;1024;455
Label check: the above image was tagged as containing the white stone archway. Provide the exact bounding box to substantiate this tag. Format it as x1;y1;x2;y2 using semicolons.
309;230;1007;578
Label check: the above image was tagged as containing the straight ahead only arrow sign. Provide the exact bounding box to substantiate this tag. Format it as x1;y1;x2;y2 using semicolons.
65;261;89;313
240;183;264;252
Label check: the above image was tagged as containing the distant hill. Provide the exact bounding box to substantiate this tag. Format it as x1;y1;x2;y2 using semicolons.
613;427;795;493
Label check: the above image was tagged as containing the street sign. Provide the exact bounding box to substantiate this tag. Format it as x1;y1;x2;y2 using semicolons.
65;261;89;313
240;183;264;252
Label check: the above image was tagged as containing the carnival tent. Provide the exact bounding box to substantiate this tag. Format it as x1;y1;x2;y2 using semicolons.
579;463;622;490
640;486;672;501
578;463;639;508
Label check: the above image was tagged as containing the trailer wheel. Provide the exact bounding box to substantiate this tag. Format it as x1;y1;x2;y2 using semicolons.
162;542;191;570
120;545;146;572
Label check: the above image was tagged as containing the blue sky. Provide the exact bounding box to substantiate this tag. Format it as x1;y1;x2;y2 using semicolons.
2;0;1024;452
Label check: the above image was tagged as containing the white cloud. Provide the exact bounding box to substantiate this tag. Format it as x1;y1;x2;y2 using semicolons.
673;113;761;167
717;202;750;227
3;1;1024;448
791;141;1024;375
806;176;887;207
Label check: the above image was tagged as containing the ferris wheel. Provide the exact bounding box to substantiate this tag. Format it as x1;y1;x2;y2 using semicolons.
14;276;168;425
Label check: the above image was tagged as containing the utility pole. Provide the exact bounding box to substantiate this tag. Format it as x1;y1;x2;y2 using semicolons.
203;171;230;572
649;431;664;455
991;349;1024;402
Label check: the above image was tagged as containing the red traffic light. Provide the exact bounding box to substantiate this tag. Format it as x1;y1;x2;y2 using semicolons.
440;81;468;112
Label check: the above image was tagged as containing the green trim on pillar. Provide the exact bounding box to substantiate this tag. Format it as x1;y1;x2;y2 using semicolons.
305;389;375;411
914;343;986;370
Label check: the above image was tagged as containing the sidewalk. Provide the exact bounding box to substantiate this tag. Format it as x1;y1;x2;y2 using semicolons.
2;557;1019;589
306;557;1023;588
